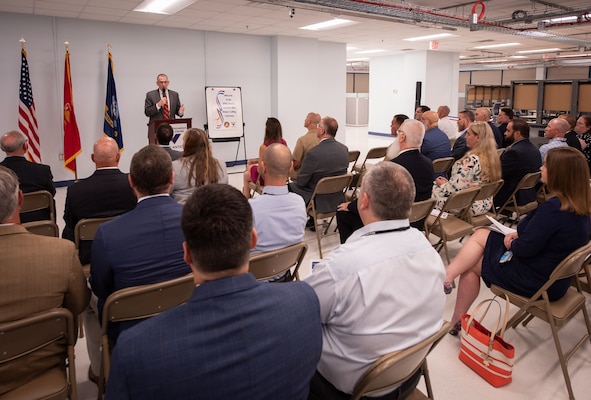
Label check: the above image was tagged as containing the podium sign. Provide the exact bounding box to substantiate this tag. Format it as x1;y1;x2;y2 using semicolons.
148;118;192;150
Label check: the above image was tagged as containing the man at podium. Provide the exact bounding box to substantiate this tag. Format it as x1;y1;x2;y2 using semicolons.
144;73;184;122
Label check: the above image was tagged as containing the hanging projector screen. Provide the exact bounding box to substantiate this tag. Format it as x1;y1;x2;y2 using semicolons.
205;86;244;139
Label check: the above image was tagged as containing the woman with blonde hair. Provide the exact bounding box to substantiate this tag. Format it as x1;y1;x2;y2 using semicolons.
171;128;228;203
242;117;286;198
445;147;591;335
432;121;501;215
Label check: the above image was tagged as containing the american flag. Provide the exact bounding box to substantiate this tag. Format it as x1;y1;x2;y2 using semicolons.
18;48;41;163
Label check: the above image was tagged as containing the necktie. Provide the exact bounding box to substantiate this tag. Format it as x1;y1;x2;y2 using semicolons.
162;90;170;119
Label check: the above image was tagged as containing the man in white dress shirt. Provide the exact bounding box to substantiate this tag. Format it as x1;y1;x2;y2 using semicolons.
306;161;445;400
437;105;458;140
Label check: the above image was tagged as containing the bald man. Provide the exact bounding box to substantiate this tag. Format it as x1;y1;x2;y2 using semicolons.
249;143;306;255
62;137;136;264
290;112;321;180
420;111;451;164
475;107;503;148
539;118;569;160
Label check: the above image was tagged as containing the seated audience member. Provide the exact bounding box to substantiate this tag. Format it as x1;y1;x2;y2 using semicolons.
539;118;569;160
558;113;583;152
432;121;501;216
384;114;409;161
337;119;434;242
414;105;430;120
0;166;89;395
108;184;322;400
171;128;228;203
249;143;306;254
62;137;136;265
452;110;475;160
494;118;542;208
575;115;591;172
437;105;458;140
475;107;503;148
289;116;349;216
306;162;445;400
155;122;182;161
90;145;191;342
420;110;451;165
445;147;591;335
243;117;286;198
290;112;321;180
0;130;55;222
496;107;513;137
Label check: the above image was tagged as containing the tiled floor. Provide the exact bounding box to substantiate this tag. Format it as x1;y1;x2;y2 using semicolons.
54;126;591;399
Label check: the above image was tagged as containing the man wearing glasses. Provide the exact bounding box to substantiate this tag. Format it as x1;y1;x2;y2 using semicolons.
144;73;185;123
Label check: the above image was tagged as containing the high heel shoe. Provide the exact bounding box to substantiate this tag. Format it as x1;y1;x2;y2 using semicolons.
448;321;462;336
443;281;453;295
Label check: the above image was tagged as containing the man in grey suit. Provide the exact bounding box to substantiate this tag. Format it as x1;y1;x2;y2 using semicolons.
144;73;184;123
156;122;182;160
289;116;349;217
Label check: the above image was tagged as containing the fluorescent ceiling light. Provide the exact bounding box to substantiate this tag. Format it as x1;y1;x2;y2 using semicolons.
508;55;528;59
516;48;561;54
299;18;357;31
473;42;520;49
356;49;385;54
346;46;359;51
557;53;591;58
347;57;370;61
477;59;508;63
134;0;196;14
403;33;456;42
544;16;578;23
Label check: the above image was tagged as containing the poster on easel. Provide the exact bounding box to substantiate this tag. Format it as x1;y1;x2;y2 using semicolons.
205;87;244;140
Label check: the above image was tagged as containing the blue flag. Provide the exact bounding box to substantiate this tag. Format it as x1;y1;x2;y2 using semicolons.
104;52;123;150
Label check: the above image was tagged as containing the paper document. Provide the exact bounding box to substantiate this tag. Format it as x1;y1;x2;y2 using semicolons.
485;216;517;235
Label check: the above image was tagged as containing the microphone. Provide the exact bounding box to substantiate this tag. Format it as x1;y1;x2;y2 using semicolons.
162;89;167;98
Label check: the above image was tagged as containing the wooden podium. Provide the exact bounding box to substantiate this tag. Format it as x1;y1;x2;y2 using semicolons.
148;118;192;144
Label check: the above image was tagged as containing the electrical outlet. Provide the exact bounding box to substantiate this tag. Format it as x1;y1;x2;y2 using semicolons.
58;153;64;160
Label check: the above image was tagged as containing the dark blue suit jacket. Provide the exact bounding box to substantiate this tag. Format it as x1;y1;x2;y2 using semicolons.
90;195;190;339
494;139;542;208
420;127;451;162
107;273;322;400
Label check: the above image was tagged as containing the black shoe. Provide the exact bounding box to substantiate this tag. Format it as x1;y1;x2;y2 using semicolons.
448;321;462;336
306;217;315;228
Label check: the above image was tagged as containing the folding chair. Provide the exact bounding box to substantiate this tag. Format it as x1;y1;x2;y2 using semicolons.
496;148;506;157
0;308;77;400
22;220;59;237
350;321;451;400
497;171;541;225
490;241;591;400
347;150;361;172
75;217;116;278
465;179;504;227
307;173;352;259
20;190;55;222
97;274;195;398
432;157;455;178
249;242;307;281
409;198;436;232
425;186;481;264
352;147;388;174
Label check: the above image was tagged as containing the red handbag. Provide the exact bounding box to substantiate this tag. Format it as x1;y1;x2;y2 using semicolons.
459;296;515;387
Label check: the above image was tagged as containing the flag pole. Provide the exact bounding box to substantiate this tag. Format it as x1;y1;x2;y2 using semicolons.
20;37;25;50
64;41;77;180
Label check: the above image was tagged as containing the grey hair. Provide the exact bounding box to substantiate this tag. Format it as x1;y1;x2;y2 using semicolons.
0;131;26;153
400;119;425;148
361;162;415;220
0;166;20;222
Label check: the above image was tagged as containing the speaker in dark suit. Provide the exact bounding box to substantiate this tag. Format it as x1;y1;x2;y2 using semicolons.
1;130;55;223
144;74;184;122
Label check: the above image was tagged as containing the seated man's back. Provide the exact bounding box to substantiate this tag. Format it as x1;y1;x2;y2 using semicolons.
108;184;322;400
0;166;89;395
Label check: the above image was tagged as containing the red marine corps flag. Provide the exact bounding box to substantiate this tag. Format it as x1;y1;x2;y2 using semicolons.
63;42;82;176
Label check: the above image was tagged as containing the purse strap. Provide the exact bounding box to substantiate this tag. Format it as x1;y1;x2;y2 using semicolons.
465;294;511;349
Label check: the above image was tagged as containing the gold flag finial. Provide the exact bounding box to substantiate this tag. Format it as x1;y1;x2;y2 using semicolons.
107;43;112;53
20;37;25;50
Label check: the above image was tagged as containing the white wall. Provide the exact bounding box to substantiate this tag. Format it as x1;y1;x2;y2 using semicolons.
367;50;459;135
0;13;346;182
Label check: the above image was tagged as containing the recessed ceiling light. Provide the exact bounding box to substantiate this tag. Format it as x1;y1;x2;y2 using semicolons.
355;49;385;54
403;33;456;42
473;43;521;49
134;0;196;14
516;48;561;54
299;18;357;31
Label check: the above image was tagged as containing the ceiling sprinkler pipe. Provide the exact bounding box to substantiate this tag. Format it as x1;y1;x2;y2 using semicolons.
471;1;486;22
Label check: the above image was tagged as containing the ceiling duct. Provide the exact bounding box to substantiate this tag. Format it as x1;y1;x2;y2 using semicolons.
250;0;591;48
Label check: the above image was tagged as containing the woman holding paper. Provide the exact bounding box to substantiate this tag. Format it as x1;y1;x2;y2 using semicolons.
445;147;591;335
432;121;500;216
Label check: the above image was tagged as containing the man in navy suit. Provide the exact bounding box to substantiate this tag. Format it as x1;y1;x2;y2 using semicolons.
62;137;136;265
494;118;542;208
336;119;434;242
90;145;191;342
144;73;184;123
419;111;451;164
107;184;322;400
289;116;349;214
0;130;55;222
